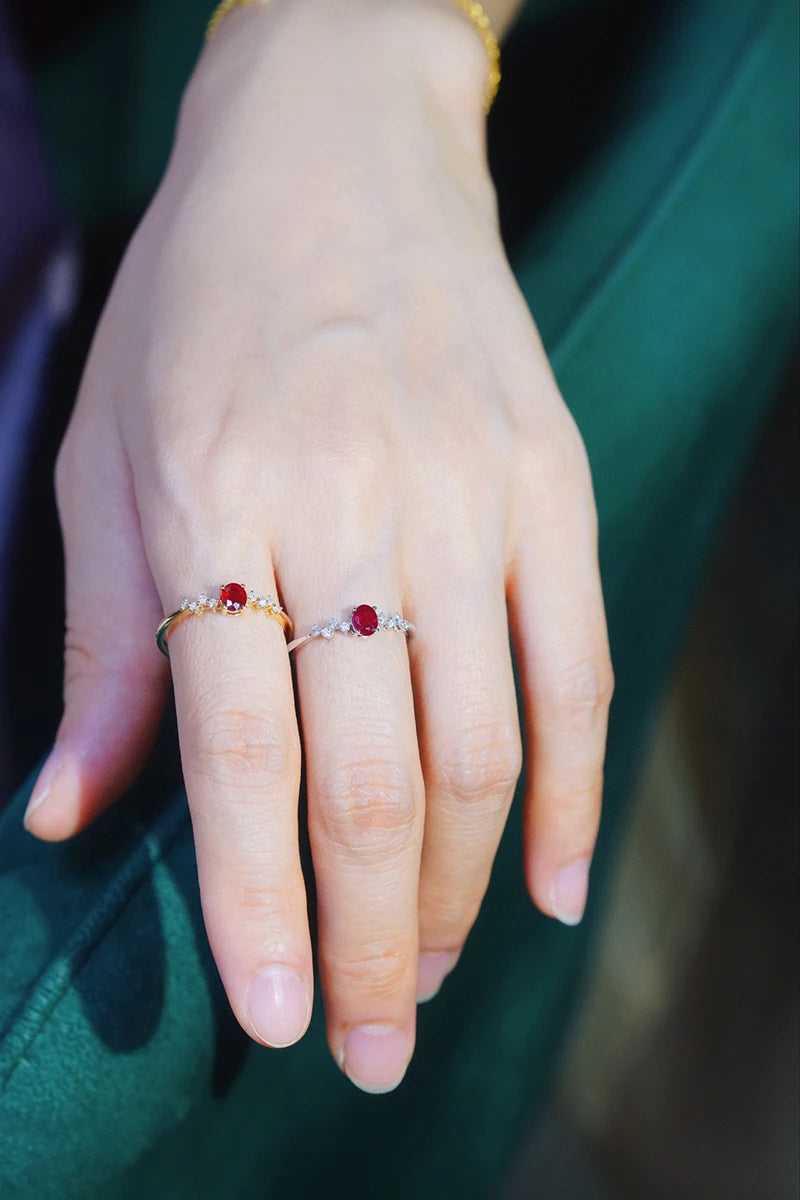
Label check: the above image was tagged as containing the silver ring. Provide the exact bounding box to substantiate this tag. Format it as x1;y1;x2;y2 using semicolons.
287;604;414;653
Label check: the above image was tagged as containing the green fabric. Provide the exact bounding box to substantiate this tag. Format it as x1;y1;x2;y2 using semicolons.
34;0;203;227
2;0;798;1196
516;0;609;28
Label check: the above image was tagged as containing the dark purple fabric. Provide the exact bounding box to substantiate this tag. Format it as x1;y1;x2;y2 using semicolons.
0;8;75;795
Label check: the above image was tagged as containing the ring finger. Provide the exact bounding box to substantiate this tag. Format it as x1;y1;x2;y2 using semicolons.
292;578;424;1094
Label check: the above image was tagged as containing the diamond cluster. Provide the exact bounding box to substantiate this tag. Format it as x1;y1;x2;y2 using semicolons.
309;605;411;641
179;586;284;616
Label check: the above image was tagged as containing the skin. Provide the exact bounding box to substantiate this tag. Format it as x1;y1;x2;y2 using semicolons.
23;0;613;1094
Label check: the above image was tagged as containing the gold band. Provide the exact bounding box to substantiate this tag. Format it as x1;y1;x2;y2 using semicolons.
206;0;501;113
450;1;501;113
206;0;263;40
156;584;294;658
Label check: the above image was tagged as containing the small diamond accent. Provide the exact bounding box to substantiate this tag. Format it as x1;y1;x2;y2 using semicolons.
321;627;333;639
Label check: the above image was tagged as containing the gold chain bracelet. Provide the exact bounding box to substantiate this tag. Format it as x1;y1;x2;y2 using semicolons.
205;0;501;114
206;0;260;39
449;1;501;112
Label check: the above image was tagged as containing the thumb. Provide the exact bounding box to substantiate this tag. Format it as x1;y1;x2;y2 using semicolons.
24;423;169;840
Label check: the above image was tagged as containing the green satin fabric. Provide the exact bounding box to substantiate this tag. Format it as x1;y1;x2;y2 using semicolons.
1;1;797;1196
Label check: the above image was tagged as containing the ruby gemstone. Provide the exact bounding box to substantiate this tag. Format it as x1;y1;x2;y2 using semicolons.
352;604;379;636
220;582;248;613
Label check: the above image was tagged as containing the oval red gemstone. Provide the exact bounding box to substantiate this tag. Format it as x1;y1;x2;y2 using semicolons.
220;582;248;613
352;604;379;636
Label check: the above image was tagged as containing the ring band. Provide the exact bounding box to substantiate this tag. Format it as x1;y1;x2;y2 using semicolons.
287;603;414;653
155;582;294;658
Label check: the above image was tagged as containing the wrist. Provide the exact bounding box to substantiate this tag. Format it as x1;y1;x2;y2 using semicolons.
184;0;490;140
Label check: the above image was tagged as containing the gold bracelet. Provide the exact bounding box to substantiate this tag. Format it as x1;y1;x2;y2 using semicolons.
450;1;501;113
206;0;264;40
206;0;501;114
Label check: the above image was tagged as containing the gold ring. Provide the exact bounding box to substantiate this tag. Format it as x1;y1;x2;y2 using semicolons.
156;582;294;658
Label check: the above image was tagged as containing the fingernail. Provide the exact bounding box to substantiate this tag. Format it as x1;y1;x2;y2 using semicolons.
551;856;591;926
340;1024;411;1094
247;967;311;1048
23;745;64;830
417;951;459;1003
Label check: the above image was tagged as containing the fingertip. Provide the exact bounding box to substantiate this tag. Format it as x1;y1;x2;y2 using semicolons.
23;743;83;840
23;672;165;840
338;1025;414;1094
37;666;169;839
246;966;313;1049
526;853;591;927
416;950;460;1003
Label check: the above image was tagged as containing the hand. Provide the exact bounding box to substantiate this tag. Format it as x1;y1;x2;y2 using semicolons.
24;0;613;1092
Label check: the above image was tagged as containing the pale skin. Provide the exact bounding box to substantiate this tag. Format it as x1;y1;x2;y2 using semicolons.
23;0;613;1093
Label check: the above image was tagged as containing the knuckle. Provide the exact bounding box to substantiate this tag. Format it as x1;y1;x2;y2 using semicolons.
63;636;108;688
546;774;604;828
432;721;522;811
330;940;415;1000
316;757;421;857
150;397;255;523
516;416;594;505
422;885;484;941
302;432;395;520
562;420;593;483
232;877;303;928
326;426;393;490
547;415;593;484
544;657;615;733
193;706;298;789
63;630;164;687
413;482;499;584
